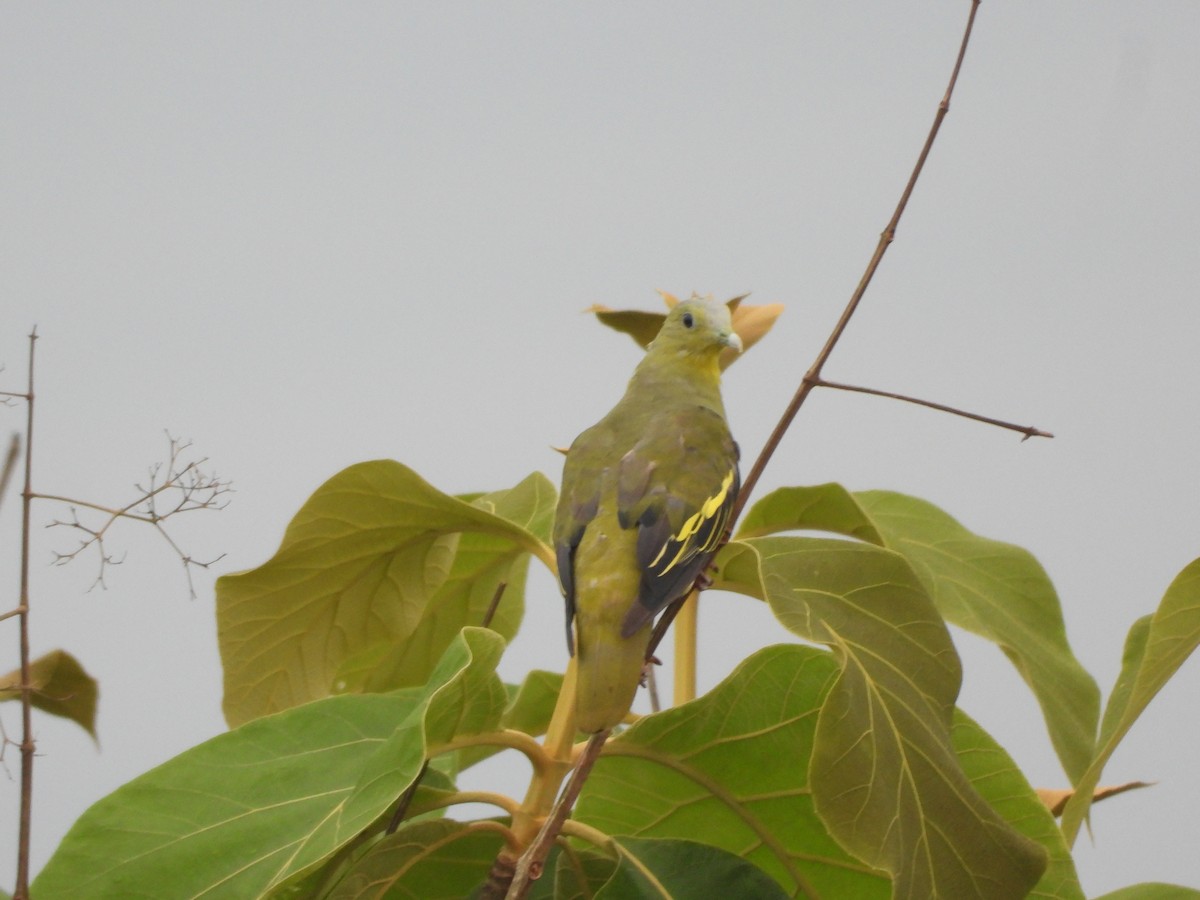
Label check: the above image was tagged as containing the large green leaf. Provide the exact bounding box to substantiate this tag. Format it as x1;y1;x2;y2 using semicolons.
324;819;502;899
34;628;509;898
596;837;790;899
576;644;889;898
951;710;1083;900
0;648;98;740
721;537;1046;899
217;461;554;726
1060;557;1200;845
736;484;1100;785
332;473;554;697
343;628;508;834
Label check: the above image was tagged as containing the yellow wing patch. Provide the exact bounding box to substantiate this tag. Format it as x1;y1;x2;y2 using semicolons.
648;467;736;573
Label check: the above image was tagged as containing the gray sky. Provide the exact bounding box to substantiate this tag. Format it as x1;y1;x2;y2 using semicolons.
3;2;1199;894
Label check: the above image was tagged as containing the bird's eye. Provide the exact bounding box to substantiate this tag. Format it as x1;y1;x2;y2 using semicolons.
681;312;695;328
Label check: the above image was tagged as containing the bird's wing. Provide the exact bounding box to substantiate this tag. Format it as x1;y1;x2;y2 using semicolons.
552;422;611;654
616;406;739;636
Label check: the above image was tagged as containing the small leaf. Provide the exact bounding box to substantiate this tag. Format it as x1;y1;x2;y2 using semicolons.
596;837;790;899
217;462;553;727
0;649;98;740
1035;782;1154;818
736;484;1100;786
1060;556;1200;845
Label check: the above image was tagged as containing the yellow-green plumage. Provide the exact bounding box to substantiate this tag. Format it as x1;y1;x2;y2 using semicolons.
554;296;741;734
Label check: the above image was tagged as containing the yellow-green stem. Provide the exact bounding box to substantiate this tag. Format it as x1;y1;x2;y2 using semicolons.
509;657;581;847
673;590;698;706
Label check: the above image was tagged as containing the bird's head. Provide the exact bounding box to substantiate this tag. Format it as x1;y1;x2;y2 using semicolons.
649;294;744;361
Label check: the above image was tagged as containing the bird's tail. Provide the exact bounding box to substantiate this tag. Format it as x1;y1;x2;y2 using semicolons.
574;614;653;734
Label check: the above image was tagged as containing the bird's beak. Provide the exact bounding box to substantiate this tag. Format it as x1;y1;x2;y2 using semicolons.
723;331;744;353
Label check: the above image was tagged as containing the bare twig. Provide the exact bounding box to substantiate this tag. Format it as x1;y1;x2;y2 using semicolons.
0;433;20;509
14;328;38;900
505;731;609;900
732;0;982;524
648;0;985;669
36;432;230;597
481;581;509;629
497;6;992;897
815;377;1053;441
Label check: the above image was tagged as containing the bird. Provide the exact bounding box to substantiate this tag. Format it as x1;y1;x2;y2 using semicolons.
554;294;741;734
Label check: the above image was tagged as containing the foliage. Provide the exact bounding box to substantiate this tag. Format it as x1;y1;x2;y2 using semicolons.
31;453;1200;899
0;650;98;741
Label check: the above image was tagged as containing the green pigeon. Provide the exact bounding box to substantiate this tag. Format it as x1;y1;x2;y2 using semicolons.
554;295;741;733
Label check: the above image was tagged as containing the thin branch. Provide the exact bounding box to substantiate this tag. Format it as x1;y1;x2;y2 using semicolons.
645;661;662;714
732;0;982;524
385;760;429;834
0;433;20;509
481;581;508;629
15;327;37;900
815;377;1053;441
35;432;231;598
431;728;554;778
414;790;523;819
505;731;609;900
493;6;990;897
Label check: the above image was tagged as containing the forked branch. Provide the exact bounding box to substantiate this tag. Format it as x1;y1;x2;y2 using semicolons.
505;4;993;898
731;0;983;523
36;432;231;597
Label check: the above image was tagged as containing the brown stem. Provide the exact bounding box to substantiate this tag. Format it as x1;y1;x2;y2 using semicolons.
815;377;1053;440
385;759;430;835
0;433;20;509
504;731;609;900
15;329;38;900
481;581;508;629
496;5;988;894
732;0;981;524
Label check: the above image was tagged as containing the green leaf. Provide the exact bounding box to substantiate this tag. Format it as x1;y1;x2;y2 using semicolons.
736;484;1100;785
324;819;501;899
0;649;98;740
217;461;554;727
541;846;617;900
1093;886;1200;900
728;537;1046;899
951;710;1083;900
577;644;888;898
343;627;509;837
458;669;564;772
596;837;790;899
34;692;420;900
1061;556;1200;845
34;628;508;898
333;474;554;698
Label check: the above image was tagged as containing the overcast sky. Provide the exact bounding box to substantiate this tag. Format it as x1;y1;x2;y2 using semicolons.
3;2;1199;894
